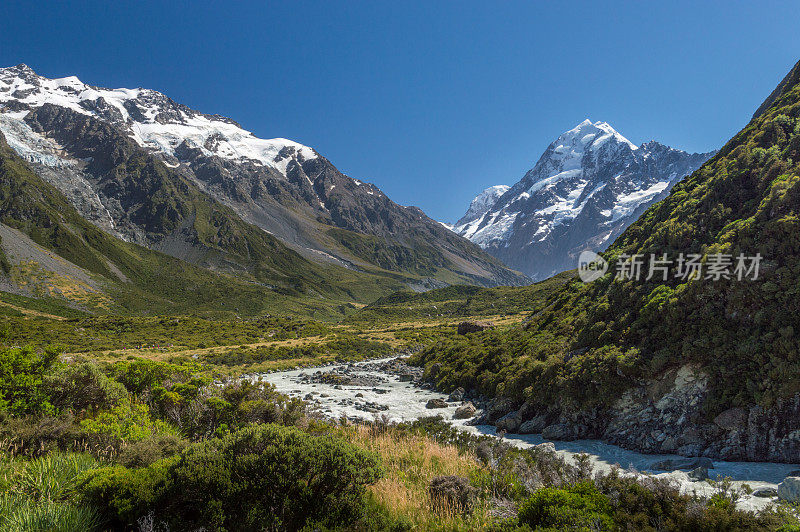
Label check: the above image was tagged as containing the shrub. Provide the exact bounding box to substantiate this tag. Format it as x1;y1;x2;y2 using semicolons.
80;423;384;530
80;402;176;444
46;362;128;413
428;475;478;514
517;481;614;531
0;345;60;415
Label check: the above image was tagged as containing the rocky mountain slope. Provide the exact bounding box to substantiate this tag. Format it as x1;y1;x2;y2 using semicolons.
0;64;526;288
453;120;713;280
413;59;800;462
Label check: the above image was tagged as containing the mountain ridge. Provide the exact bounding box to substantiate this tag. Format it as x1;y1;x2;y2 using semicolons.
0;64;528;288
453;119;714;280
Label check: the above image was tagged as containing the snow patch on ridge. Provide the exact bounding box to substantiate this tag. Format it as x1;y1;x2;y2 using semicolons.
0;64;317;176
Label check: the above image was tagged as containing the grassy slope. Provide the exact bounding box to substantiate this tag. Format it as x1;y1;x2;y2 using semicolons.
0;133;410;319
411;59;800;415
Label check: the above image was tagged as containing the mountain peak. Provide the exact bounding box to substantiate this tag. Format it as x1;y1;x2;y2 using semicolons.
0;66;318;175
558;119;637;152
453;120;714;279
456;185;510;226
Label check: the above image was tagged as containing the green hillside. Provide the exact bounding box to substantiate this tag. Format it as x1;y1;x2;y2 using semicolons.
0;132;407;318
411;59;800;415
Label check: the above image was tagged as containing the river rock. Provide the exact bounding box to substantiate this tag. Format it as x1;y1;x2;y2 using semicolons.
447;387;465;402
495;411;521;432
778;477;800;502
519;415;549;434
542;423;585;441
457;321;495;335
651;457;713;471
688;466;709;481
714;407;748;431
535;442;556;454
753;487;778;498
426;398;449;409
398;373;414;382
453;403;477;419
486;398;516;423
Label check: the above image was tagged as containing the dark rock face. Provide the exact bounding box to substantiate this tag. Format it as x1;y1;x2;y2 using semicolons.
426;398;449;409
453;403;477;419
472;364;800;463
457;321;495;335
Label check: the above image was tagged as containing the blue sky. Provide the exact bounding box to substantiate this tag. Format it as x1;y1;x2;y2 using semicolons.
2;1;800;222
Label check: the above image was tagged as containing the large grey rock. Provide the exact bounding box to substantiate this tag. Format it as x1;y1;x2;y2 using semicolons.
688;467;709;481
486;398;516;423
426;398;448;409
495;411;521;432
542;423;586;441
651;457;714;472
453;403;477;420
447;387;465;402
519;415;549;434
753;487;778;498
457;321;495;335
778;477;800;502
714;407;748;431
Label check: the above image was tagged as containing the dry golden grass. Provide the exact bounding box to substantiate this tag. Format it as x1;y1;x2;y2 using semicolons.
349;425;493;530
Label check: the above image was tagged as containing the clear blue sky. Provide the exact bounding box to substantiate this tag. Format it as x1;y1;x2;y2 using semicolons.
3;1;800;222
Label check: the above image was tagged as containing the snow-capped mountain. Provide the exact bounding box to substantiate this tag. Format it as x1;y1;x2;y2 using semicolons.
0;64;528;287
455;185;510;227
452;120;715;280
0;64;316;173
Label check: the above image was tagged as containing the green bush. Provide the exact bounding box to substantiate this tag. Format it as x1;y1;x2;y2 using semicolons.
518;482;614;531
0;345;60;415
46;362;128;413
80;423;384;530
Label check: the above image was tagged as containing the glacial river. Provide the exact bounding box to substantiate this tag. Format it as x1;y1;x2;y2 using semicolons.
258;357;799;511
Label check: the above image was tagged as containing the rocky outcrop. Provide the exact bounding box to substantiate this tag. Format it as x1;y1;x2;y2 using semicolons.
778;477;800;502
447;387;465;402
426;398;449;409
468;364;800;463
453;403;477;419
457;321;495;335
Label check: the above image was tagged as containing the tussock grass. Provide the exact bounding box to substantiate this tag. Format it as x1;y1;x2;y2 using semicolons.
350;425;492;530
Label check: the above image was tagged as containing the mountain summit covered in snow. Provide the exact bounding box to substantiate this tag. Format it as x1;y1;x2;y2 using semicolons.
452;119;715;280
0;64;527;290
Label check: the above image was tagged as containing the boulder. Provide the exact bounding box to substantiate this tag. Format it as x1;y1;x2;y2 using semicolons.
688;467;709;481
753;487;778;498
398;373;414;382
519;415;549;434
495;411;521;432
453;403;477;420
447;387;465;402
426;398;449;409
713;407;748;431
428;363;442;378
542;423;586;441
535;442;557;454
650;457;714;471
486;398;516;423
457;321;495;335
778;477;800;502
